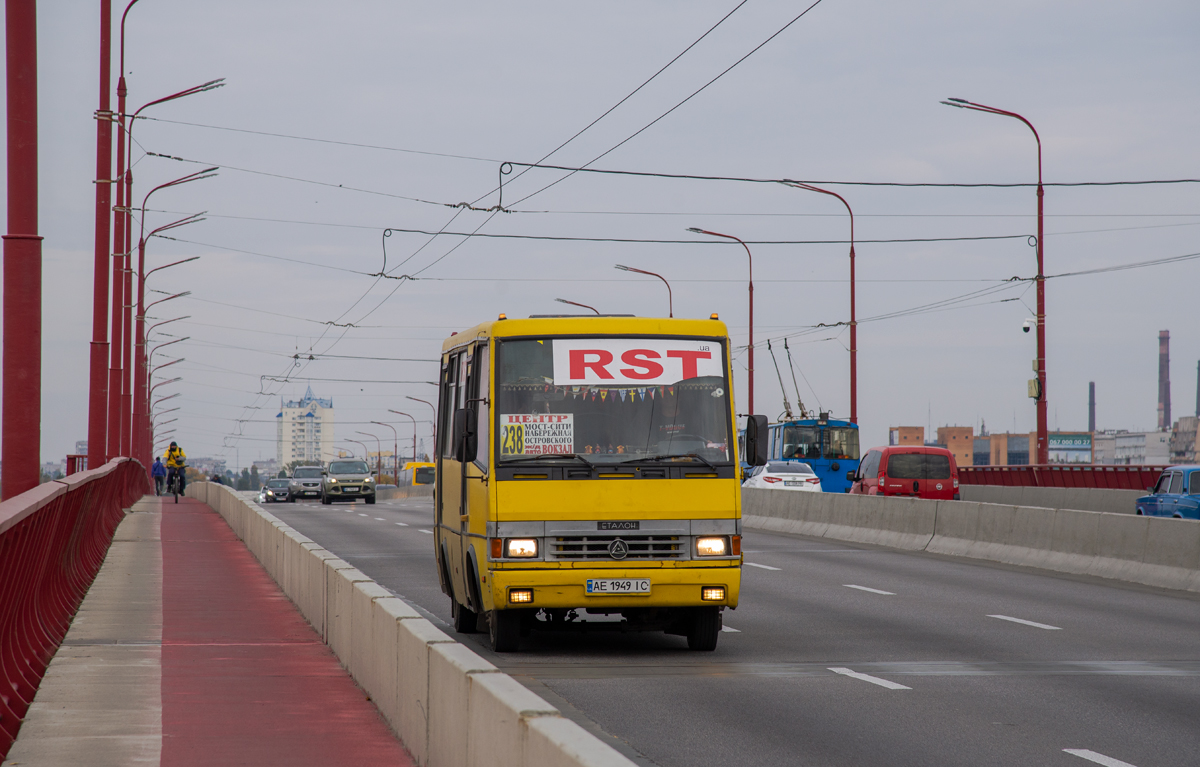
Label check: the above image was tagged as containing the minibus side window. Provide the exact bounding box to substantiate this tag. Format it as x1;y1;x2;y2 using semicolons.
473;343;490;470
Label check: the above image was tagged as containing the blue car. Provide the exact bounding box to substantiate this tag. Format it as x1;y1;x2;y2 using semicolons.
1135;466;1200;519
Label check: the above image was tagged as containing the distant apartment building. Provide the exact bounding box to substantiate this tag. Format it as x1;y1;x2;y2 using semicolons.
1112;431;1170;465
277;386;335;465
1168;416;1199;464
936;426;974;468
888;426;924;446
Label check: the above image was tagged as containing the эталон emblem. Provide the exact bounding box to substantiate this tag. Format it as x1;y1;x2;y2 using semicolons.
607;539;629;560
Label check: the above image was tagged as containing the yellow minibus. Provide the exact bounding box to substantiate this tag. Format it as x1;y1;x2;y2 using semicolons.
434;314;767;651
398;461;435;486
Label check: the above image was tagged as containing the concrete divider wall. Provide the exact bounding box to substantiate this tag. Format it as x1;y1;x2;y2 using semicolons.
742;488;1200;593
186;481;634;767
959;484;1144;515
377;485;435;501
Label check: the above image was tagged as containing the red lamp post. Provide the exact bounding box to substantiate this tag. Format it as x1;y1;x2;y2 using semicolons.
88;0;114;471
357;431;382;479
687;228;755;415
779;182;857;425
942;97;1047;463
2;0;43;498
387;411;418;467
407;396;436;456
615;264;672;317
371;420;399;481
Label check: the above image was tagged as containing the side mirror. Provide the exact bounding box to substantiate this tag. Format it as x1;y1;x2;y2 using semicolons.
452;407;478;463
846;470;856;482
744;415;769;467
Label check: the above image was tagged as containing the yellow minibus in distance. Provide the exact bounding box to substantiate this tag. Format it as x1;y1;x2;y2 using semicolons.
398;461;435;486
434;314;768;652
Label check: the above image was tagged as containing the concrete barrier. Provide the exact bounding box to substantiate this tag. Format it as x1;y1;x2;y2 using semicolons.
742;488;1200;594
959;484;1144;515
377;485;435;501
187;481;635;767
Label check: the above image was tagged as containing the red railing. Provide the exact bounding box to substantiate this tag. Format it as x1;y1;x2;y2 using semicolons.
0;458;148;757
959;464;1168;491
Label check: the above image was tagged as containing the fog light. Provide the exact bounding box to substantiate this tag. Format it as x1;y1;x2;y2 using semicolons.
701;587;726;601
696;536;727;556
509;588;533;604
506;538;538;558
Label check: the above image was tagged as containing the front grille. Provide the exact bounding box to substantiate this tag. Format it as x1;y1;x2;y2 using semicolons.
550;535;685;560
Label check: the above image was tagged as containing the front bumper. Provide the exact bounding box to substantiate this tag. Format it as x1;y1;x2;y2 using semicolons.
324;483;375;498
487;564;740;611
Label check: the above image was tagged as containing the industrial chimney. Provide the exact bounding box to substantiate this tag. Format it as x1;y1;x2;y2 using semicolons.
1088;382;1096;432
1157;331;1170;431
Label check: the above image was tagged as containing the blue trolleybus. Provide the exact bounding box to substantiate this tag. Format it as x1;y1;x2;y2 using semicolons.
765;417;861;493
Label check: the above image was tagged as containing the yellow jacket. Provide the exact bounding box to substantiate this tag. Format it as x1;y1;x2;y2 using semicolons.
164;447;187;468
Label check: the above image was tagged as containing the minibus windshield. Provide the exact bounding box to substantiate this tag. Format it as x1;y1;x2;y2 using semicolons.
496;337;732;464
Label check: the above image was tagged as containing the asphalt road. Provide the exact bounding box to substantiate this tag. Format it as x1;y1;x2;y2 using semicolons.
264;495;1200;767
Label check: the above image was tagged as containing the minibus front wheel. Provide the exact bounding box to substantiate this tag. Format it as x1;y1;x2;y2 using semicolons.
451;596;478;634
687;607;721;651
489;609;521;653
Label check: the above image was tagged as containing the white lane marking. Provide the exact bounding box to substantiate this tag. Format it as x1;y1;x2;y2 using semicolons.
395;522;408;526
828;667;911;690
344;510;354;513
844;584;895;595
374;517;386;521
1063;749;1139;767
359;513;369;517
721;626;741;633
419;529;434;535
744;562;781;571
988;614;1062;631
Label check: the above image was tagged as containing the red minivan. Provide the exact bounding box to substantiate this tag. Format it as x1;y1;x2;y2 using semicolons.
847;445;960;500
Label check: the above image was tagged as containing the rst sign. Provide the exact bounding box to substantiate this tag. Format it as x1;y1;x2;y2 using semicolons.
552;339;723;386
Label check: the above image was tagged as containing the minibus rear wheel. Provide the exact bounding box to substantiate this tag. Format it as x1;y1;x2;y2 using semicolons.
451;597;478;634
687;607;720;651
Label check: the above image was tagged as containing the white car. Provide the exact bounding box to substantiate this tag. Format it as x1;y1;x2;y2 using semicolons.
743;461;823;492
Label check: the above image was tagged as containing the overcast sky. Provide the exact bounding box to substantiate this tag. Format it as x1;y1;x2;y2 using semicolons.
6;0;1200;466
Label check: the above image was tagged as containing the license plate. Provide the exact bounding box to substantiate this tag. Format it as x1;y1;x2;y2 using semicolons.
784;481;803;486
343;486;359;492
586;578;650;595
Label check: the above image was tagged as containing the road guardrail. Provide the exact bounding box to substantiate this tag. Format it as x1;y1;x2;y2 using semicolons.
743;488;1200;593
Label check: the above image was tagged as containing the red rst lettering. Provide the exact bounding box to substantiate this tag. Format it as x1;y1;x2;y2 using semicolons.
666;349;712;380
569;349;614;379
618;349;663;380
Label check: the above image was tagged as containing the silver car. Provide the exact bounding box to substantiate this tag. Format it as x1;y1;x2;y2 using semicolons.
321;459;377;505
288;466;324;501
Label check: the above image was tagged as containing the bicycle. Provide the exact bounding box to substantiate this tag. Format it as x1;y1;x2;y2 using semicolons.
167;469;184;504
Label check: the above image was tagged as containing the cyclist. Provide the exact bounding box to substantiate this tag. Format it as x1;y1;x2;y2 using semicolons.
164;441;187;495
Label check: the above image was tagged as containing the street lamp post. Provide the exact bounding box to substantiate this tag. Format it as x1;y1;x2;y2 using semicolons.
778;182;858;425
357;431;382;479
344;440;369;462
371;421;399;481
942;97;1047;463
687;228;755;414
615;264;672;317
555;298;600;315
88;0;115;472
407;396;436;456
387;411;418;469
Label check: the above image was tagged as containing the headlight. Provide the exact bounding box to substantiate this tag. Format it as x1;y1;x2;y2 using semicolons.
696;536;728;556
327;477;338;484
266;490;274;496
506;539;538;558
364;476;375;483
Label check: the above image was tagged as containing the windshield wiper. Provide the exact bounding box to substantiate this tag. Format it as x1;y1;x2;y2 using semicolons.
620;453;716;470
507;453;595;469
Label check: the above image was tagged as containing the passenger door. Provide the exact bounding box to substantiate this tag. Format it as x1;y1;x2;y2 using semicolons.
1144;472;1172;516
1164;471;1185;517
437;350;467;602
